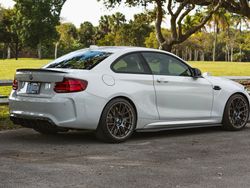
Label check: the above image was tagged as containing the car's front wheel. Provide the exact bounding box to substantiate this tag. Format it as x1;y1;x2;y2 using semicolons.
96;98;137;143
222;94;249;130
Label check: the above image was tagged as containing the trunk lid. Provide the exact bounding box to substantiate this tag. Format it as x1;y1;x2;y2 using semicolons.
15;68;68;97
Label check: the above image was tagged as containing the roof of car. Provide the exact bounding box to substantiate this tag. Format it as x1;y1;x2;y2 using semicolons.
87;46;161;53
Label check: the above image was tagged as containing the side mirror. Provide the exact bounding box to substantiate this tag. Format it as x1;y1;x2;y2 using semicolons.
192;68;202;78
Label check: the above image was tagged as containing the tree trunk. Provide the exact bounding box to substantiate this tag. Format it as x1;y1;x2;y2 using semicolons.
226;44;229;62
185;47;188;61
54;42;59;59
176;49;179;56
201;51;205;61
15;40;19;60
239;46;242;62
161;43;173;52
7;45;11;59
189;48;192;61
194;49;198;61
2;45;5;59
212;23;218;62
231;46;234;62
37;41;42;59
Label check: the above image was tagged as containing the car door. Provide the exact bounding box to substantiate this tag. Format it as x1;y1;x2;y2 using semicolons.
141;52;213;121
111;52;159;122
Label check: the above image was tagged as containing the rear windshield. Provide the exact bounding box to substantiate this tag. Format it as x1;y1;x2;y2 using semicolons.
45;50;112;69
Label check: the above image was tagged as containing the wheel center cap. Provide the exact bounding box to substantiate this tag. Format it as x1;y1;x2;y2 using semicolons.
115;118;123;126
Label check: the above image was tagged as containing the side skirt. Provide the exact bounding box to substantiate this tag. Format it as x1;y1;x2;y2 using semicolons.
136;123;222;132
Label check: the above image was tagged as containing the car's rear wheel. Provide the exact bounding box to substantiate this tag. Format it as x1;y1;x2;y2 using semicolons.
96;98;137;143
222;94;249;130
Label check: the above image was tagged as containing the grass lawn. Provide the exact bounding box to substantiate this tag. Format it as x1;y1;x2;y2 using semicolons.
0;106;20;131
189;61;250;76
0;58;250;130
0;58;51;80
0;58;50;130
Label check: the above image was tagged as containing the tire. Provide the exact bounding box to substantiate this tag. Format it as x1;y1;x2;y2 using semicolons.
222;94;249;131
96;98;137;143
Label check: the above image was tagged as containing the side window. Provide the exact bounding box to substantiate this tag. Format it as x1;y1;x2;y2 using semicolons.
142;52;192;77
112;53;146;74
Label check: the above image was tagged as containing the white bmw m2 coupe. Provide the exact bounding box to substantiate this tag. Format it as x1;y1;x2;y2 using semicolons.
9;46;250;142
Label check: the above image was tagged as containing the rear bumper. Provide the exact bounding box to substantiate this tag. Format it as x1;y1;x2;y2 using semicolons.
8;91;107;130
10;114;58;130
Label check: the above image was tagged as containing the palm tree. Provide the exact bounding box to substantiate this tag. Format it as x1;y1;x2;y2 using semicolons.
109;12;126;33
208;9;230;61
231;14;249;61
99;15;111;35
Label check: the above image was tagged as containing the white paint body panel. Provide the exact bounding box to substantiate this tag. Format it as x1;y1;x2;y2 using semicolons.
9;47;250;131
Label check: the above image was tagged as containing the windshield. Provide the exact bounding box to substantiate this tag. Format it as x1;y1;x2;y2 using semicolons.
45;50;112;69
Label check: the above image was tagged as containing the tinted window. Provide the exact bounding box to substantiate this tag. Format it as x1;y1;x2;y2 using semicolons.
112;53;146;73
142;52;192;76
46;50;112;69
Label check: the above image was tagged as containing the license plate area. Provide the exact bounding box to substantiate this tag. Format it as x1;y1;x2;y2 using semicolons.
26;82;41;94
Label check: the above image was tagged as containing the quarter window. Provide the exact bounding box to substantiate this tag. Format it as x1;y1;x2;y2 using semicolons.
142;52;192;77
112;53;146;73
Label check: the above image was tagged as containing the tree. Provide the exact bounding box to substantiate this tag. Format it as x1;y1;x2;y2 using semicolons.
99;15;111;35
78;21;96;48
56;23;79;57
0;7;22;59
13;0;67;58
96;12;152;46
57;23;78;46
109;12;126;33
99;0;249;52
99;0;222;51
145;29;171;49
207;9;230;61
121;13;153;46
176;0;250;19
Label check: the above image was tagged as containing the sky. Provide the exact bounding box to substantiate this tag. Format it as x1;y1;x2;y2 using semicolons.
0;0;147;27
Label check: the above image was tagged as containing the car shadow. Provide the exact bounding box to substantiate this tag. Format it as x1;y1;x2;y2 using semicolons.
132;126;223;140
9;125;248;145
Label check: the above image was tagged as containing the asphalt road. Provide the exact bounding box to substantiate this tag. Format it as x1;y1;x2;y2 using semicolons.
1;124;250;188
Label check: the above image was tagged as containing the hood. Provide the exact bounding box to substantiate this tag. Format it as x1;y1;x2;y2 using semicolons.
203;74;245;91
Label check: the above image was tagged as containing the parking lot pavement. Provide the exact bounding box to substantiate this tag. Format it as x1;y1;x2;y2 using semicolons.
0;124;250;188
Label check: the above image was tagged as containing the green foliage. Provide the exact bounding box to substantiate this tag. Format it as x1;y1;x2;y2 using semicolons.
79;22;96;47
12;0;66;58
145;29;171;48
97;33;115;46
55;22;80;56
0;1;250;61
97;12;152;47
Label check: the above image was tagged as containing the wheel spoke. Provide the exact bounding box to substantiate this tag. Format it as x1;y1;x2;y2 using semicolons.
106;101;135;139
229;97;249;128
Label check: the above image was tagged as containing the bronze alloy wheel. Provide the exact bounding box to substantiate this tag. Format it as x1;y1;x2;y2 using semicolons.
96;98;137;143
106;101;135;139
223;94;249;130
228;96;249;128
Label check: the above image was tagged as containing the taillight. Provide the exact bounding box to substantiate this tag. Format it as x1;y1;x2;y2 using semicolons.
54;78;88;93
12;79;18;90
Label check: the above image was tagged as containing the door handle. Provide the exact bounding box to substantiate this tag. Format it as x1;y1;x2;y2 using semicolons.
213;85;221;90
156;78;169;84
